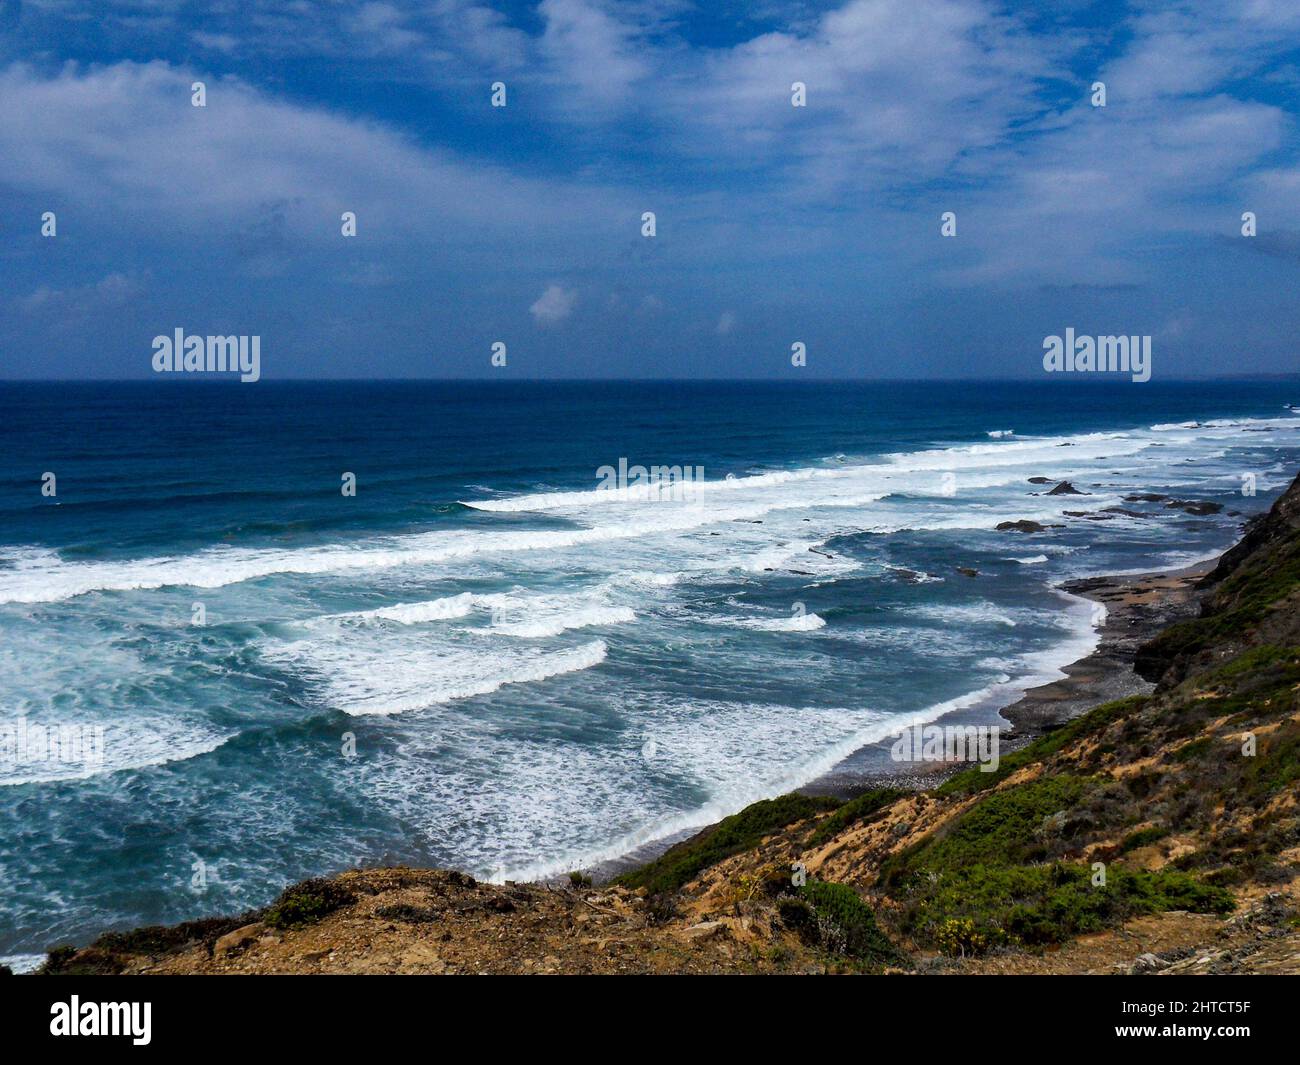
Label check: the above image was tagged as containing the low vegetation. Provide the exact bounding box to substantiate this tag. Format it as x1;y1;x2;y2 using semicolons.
614;793;840;896
779;879;907;969
807;788;908;847
263;877;357;930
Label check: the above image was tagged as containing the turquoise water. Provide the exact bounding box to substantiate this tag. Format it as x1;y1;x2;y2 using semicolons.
2;378;1299;959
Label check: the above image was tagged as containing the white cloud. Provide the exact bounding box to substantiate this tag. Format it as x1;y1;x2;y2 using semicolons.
530;283;578;324
192;32;240;54
537;0;653;108
352;2;425;56
0;61;627;259
16;272;144;315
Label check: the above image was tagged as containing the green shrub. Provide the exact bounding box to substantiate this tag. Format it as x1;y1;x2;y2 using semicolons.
1119;826;1168;853
933;917;988;957
796;880;907;968
882;774;1092;887
615;793;841;895
906;863;1232;954
263;877;356;930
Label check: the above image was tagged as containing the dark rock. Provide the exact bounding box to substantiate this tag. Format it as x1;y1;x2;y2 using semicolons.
1047;481;1086;495
1165;499;1223;516
375;904;442;924
214;923;265;957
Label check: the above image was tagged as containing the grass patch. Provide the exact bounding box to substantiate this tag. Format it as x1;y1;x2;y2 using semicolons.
883;775;1093;888
903;863;1233;953
1172;736;1214;763
263;877;357;930
1241;719;1300;801
807;788;907;847
615;793;841;896
937;697;1145;797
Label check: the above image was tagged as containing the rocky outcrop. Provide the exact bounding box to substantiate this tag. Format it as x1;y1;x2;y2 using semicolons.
1136;472;1300;685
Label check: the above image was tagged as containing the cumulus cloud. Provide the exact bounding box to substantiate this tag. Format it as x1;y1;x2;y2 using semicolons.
0;61;623;248
530;283;578;324
16;272;145;316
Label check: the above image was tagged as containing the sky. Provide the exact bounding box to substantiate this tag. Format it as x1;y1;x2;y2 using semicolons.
0;0;1297;380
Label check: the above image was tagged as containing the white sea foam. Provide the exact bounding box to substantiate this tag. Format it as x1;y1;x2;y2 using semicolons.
486;679;1022;884
5;418;1286;606
491;605;635;638
709;611;827;632
263;636;609;716
910;602;1019;627
0;954;45;974
0;726;231;787
328;593;477;624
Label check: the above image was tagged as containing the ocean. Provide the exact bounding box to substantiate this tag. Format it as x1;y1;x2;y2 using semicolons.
2;378;1299;962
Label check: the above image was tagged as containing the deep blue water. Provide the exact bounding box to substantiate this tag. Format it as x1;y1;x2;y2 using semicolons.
2;378;1299;963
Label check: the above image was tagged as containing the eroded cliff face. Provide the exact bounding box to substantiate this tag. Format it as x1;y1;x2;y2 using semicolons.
1137;472;1300;686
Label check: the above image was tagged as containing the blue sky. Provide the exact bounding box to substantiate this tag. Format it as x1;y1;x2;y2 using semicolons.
0;0;1298;379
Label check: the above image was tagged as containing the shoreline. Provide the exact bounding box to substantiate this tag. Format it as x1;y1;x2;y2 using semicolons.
798;562;1210;798
579;558;1215;885
5;545;1236;957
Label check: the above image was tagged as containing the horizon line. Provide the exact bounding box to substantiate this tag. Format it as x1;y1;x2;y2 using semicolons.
3;374;1300;385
